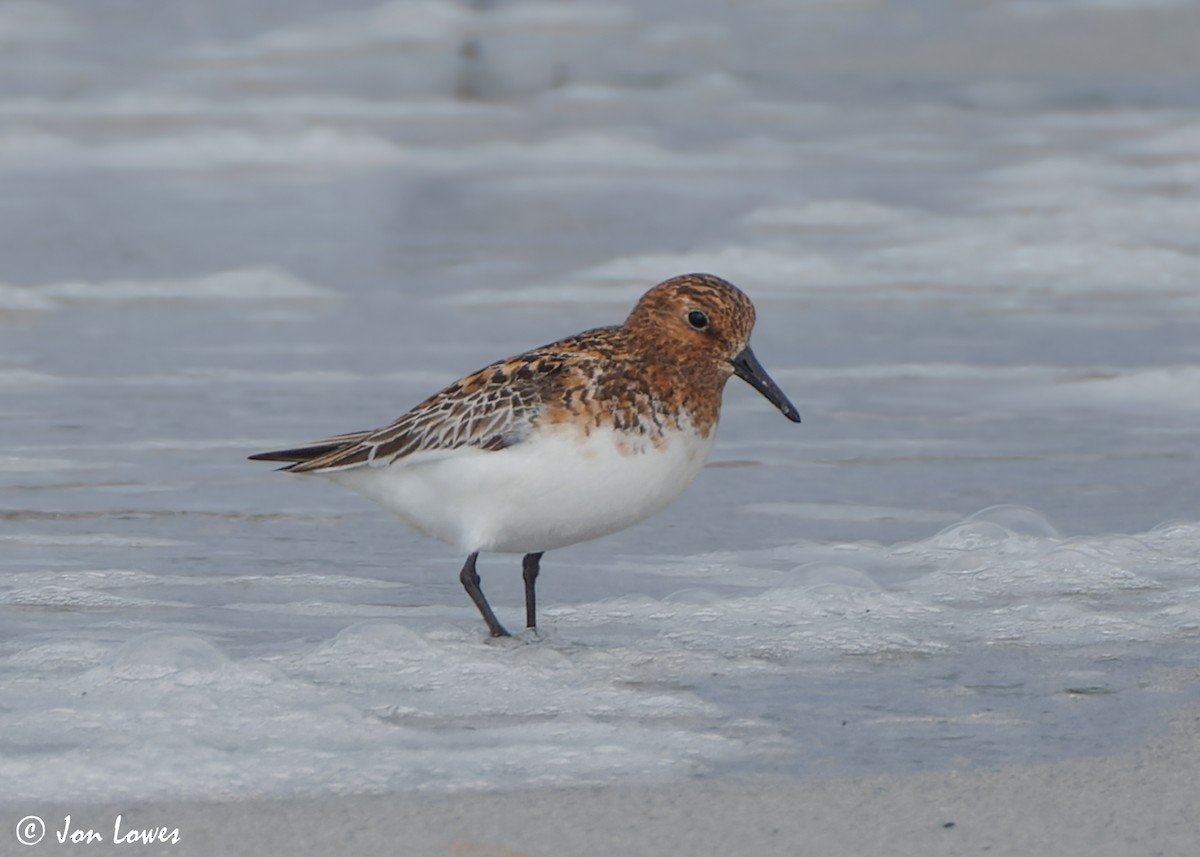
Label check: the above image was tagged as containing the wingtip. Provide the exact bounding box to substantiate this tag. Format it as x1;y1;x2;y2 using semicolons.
248;451;295;463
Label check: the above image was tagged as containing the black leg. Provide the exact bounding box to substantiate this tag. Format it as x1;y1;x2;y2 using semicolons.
459;552;510;637
522;552;543;629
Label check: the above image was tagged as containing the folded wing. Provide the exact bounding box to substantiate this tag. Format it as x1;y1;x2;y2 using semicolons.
249;351;569;473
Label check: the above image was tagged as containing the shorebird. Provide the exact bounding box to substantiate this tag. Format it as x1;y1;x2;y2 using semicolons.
250;273;800;636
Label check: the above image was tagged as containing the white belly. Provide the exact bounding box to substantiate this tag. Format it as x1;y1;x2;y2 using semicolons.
326;423;716;553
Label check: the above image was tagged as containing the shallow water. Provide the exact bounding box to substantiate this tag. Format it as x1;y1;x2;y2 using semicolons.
2;0;1200;803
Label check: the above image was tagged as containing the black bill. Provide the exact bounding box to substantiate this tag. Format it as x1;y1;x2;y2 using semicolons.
729;346;801;423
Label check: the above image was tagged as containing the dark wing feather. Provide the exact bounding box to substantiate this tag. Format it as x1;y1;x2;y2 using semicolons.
251;351;569;474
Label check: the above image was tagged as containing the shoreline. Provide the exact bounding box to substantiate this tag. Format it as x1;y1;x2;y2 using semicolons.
11;704;1199;857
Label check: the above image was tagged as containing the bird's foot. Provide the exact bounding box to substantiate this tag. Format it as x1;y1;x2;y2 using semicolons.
519;626;543;643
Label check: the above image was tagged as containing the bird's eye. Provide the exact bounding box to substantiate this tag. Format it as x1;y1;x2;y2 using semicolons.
687;310;709;330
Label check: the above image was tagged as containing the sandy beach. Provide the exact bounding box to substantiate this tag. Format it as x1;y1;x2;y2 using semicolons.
11;699;1198;857
4;1;1200;855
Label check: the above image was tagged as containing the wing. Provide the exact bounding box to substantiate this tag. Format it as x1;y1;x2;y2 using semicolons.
247;429;374;469
250;348;579;474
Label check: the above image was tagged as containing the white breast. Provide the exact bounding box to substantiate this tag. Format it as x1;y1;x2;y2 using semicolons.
327;420;717;554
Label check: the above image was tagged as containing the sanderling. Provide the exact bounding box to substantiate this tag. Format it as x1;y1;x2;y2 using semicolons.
251;273;800;637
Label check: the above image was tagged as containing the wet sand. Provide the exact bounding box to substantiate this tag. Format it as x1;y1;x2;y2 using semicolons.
12;702;1199;857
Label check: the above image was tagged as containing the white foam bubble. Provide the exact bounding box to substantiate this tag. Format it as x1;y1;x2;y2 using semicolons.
1125;119;1200;157
185;0;468;63
866;237;1200;294
2;507;1198;803
5;639;109;672
0;128;405;171
449;247;846;305
85;631;276;687
35;267;336;304
745;502;958;525
2;568;162;588
4;0;1200;807
3;267;333;316
0;93;511;124
791;562;883;592
223;601;405;617
0;283;56;312
964;505;1062;538
0;372;63;390
997;367;1200;414
745;200;921;232
0;585;163;610
1012;0;1193;14
0;534;189;547
485;1;635;33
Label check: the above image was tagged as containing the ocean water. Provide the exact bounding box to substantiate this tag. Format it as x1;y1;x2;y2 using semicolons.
2;0;1200;803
